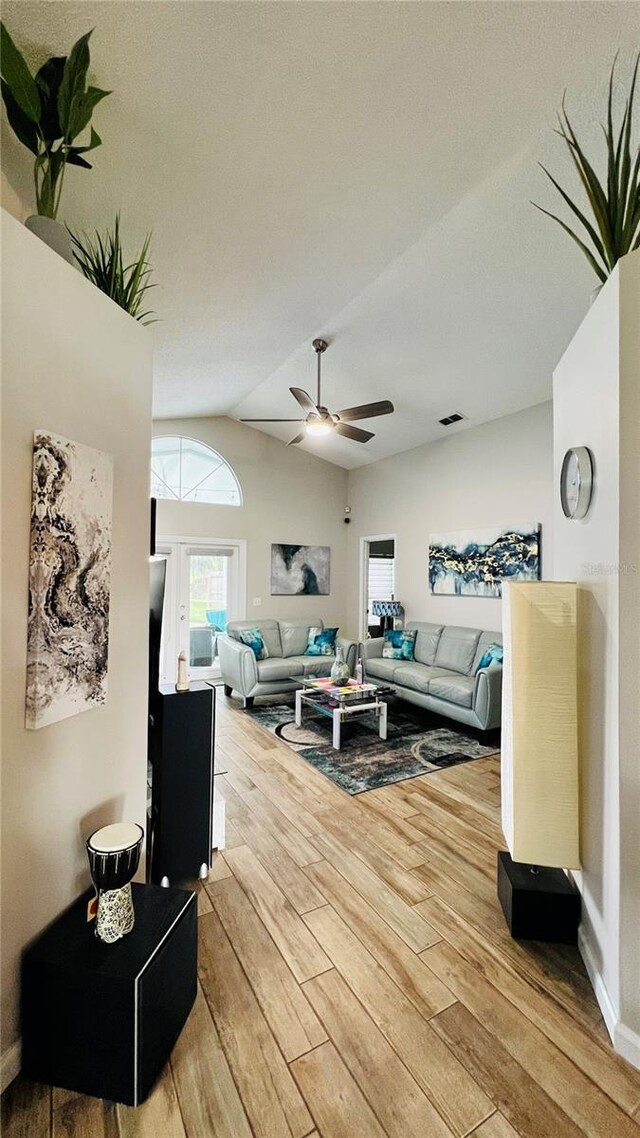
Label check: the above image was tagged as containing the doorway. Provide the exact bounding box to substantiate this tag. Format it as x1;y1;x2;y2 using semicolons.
156;537;246;684
359;535;396;641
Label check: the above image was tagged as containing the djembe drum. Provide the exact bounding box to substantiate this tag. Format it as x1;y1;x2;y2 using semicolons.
86;822;144;944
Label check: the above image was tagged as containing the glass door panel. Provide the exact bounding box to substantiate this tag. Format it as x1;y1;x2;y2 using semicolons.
158;539;242;683
187;549;232;676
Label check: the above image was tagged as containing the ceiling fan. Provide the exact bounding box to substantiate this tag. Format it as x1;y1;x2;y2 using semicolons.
241;338;394;446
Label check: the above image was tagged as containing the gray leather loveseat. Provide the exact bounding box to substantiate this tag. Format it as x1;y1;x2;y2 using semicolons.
218;618;357;708
362;622;502;731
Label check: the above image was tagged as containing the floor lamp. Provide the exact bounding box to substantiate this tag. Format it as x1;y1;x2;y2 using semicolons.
499;581;581;944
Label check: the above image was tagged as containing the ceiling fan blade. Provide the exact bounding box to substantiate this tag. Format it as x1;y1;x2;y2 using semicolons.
335;400;394;422
334;422;374;443
286;432;306;447
240;418;304;422
290;387;318;414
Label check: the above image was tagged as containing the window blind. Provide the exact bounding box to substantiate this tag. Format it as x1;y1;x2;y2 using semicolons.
368;557;395;603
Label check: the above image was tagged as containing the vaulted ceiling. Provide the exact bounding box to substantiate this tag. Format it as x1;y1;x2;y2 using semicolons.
3;2;638;467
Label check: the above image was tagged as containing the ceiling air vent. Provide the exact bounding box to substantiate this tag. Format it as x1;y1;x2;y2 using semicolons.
438;412;465;427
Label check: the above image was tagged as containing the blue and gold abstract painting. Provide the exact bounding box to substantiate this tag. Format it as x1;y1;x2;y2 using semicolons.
428;524;540;598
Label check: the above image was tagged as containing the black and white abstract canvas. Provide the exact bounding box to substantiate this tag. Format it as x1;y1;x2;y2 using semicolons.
428;523;540;598
271;544;330;596
26;431;113;729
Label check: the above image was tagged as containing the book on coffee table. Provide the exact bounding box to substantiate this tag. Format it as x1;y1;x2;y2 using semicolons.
300;677;380;704
304;677;376;691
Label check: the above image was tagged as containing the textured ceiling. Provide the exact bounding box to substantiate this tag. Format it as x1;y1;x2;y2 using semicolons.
2;2;639;467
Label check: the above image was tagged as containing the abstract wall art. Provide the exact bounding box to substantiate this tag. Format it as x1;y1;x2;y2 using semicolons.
26;431;114;729
270;544;330;596
428;523;540;598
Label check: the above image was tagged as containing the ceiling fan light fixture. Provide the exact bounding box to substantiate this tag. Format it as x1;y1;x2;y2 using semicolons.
305;417;332;437
250;339;395;446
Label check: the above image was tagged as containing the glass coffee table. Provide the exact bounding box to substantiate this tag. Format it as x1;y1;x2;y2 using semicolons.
294;676;390;751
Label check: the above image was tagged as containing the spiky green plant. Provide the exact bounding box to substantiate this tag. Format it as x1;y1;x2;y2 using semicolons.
533;54;640;284
0;22;110;218
69;216;157;324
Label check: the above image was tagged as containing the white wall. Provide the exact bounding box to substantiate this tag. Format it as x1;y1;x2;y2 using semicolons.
345;402;554;638
0;211;153;1078
618;256;640;1061
153;417;349;631
553;251;640;1068
0;167;27;223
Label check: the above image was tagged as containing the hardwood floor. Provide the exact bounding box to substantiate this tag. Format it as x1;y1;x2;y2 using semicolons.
4;692;640;1138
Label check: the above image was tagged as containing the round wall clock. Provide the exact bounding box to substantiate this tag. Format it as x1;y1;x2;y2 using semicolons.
560;446;594;519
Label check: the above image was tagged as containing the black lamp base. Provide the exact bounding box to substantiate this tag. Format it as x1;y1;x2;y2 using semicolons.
497;851;580;945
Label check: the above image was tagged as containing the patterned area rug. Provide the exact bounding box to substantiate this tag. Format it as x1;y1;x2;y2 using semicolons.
246;697;499;795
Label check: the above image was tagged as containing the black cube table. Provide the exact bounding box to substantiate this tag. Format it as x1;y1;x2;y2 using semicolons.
22;882;197;1105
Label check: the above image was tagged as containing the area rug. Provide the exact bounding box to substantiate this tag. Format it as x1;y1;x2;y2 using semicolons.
246;697;499;795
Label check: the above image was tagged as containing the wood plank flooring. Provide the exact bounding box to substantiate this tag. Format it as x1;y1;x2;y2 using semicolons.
3;692;640;1138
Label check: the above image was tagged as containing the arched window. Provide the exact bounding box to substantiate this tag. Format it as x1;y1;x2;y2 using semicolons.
151;436;242;505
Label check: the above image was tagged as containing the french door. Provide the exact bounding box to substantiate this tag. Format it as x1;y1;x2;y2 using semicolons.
157;538;246;684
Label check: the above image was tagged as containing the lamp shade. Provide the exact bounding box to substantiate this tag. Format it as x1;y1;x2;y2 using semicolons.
371;601;403;617
501;581;579;869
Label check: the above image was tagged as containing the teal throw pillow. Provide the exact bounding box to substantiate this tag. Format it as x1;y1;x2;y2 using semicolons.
238;627;269;660
475;643;504;673
305;626;339;656
382;629;416;661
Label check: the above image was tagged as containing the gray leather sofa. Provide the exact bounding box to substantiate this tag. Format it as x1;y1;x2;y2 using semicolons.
218;618;357;708
362;622;502;731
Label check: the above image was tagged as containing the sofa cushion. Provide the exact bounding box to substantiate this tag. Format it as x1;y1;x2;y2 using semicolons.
302;656;334;677
472;630;504;674
279;618;323;657
259;655;336;681
393;663;450;695
408;623;444;666
238;627;269;660
257;657;304;682
228;619;283;658
305;626;338;656
428;673;475;708
382;629;417;660
365;658;404;683
475;643;504;673
434;627;481;675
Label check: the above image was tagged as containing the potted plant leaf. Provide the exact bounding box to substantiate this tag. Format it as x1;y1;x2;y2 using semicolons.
0;21;110;261
533;54;639;291
69;216;158;325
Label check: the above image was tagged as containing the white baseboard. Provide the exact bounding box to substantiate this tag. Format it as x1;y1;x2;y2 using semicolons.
614;1020;640;1070
213;787;226;851
578;928;640;1070
1;1039;21;1093
578;928;617;1041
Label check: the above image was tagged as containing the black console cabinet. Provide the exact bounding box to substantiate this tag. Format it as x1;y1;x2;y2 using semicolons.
147;682;215;886
22;884;197;1105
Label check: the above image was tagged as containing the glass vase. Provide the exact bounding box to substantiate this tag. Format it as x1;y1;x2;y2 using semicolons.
331;644;350;685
